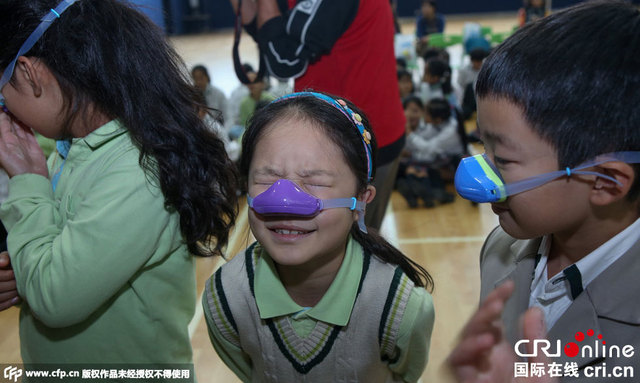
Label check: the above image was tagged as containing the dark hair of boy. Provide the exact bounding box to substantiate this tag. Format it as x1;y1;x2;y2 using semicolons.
397;69;412;81
476;0;640;202
421;47;444;62
426;58;453;94
402;95;424;110
425;98;451;121
0;0;238;256
240;94;434;290
426;98;468;154
191;64;210;82
396;57;407;70
469;48;489;63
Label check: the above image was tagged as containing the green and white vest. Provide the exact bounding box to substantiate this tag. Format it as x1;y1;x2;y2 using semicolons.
205;242;414;382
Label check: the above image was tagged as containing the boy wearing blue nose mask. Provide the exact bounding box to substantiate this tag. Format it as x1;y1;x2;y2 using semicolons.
448;1;640;382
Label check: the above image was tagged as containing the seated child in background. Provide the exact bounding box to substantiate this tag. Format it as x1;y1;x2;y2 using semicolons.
204;92;435;382
415;0;445;57
398;69;416;100
457;48;489;94
458;47;489;120
401;97;461;206
518;0;547;26
419;58;455;107
397;96;436;208
421;47;447;63
461;22;491;56
227;63;253;137
191;64;229;125
195;93;240;162
236;69;275;129
448;2;640;381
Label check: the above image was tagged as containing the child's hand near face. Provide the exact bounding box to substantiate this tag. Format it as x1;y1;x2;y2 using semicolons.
446;280;558;383
406;165;428;178
0;112;48;178
0;252;19;311
406;119;417;134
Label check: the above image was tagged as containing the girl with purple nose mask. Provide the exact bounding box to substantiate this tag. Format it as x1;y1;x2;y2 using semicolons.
203;92;435;382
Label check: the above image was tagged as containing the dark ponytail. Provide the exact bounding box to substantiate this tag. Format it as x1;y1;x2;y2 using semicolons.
426;58;453;96
242;93;433;291
351;226;433;290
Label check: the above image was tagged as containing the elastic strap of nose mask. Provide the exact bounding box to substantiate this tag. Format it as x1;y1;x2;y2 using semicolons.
247;179;368;233
0;0;79;107
455;151;640;203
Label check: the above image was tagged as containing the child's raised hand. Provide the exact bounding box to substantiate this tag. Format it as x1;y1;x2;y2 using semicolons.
406;120;415;134
446;280;558;383
0;251;20;311
0;112;48;178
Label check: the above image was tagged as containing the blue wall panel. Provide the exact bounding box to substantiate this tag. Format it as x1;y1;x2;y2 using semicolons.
396;0;586;17
166;0;235;35
207;0;235;29
166;0;592;35
129;0;166;31
397;0;518;16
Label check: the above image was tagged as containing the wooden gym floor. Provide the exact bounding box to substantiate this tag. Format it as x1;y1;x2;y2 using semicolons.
0;13;519;383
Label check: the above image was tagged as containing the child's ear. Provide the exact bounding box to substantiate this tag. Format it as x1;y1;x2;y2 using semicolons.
15;56;45;98
354;185;376;223
590;162;635;206
361;185;376;204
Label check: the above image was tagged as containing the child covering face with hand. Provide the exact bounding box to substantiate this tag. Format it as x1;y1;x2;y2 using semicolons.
0;0;236;367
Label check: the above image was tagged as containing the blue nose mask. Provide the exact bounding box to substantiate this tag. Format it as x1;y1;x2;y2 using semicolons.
455;152;640;203
247;179;368;233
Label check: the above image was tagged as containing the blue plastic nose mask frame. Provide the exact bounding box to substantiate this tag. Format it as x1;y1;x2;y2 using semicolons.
0;0;79;109
455;151;640;203
247;179;368;233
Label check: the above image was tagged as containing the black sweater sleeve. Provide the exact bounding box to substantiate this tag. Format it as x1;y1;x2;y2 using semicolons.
253;0;359;80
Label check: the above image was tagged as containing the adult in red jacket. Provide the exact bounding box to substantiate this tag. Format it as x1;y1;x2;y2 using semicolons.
232;0;406;230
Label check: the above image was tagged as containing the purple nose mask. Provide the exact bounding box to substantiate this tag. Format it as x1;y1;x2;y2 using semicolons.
247;179;368;233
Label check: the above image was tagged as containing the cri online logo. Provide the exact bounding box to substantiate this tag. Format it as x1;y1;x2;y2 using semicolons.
515;329;635;359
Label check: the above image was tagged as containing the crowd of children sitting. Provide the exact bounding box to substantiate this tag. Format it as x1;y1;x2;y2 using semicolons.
395;40;488;209
189;9;491;212
191;46;490;212
189;63;292;164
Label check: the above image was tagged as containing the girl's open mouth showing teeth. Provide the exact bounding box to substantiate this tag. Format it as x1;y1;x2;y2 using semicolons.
273;229;308;235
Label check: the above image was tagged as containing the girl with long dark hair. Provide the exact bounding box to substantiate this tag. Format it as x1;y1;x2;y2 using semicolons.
0;0;236;365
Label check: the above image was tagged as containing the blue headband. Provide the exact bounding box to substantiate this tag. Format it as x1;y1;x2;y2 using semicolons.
271;91;374;181
0;0;79;107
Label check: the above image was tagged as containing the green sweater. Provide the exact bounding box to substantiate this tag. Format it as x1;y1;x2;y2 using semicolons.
0;120;195;365
237;93;275;127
